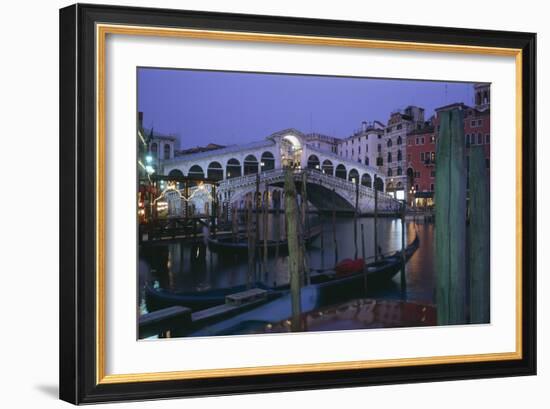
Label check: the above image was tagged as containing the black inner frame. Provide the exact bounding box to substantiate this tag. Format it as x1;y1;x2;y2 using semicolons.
59;3;536;404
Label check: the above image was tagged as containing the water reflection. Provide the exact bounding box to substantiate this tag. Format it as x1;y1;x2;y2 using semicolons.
139;217;435;314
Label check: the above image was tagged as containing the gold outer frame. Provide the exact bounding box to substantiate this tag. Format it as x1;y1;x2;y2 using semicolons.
95;23;523;385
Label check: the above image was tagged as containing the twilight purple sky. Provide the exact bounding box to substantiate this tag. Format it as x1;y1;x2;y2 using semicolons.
137;68;475;149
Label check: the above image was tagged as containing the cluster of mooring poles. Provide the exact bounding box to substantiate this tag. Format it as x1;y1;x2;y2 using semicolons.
435;108;490;325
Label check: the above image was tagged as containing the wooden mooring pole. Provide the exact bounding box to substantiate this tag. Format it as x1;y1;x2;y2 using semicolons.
361;223;367;293
354;177;359;260
332;188;338;264
301;171;310;285
374;179;379;262
263;181;269;280
469;146;490;324
400;200;407;300
247;201;255;289
435;108;467;325
284;169;302;331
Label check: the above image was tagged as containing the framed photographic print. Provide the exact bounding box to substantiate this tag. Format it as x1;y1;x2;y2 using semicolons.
59;3;536;404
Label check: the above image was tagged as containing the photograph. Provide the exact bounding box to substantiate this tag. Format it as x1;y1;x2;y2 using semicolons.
136;68;491;339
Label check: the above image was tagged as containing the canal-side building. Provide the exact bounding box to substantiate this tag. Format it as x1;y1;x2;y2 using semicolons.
383;106;426;200
336;120;385;170
406;120;436;207
407;83;491;209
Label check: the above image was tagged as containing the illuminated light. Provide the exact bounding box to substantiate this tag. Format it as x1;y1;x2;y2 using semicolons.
260;162;265;167
145;155;153;164
315;165;320;169
145;165;155;174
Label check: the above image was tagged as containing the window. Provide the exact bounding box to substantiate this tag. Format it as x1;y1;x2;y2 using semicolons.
466;134;471;146
365;157;369;166
150;142;158;155
425;152;430;162
376;157;383;166
478;119;483;126
397;166;402;176
415;184;419;191
397;149;402;161
430;135;435;143
430;183;434;191
485;134;490;144
397;124;403;130
421;137;425;144
163;144;171;160
352;149;354;156
377;144;381;153
387;139;393;148
431;170;436;177
358;146;361;154
431;152;435;162
420;152;425;161
358;158;362;164
387;127;392;133
416;137;420;145
397;136;402;145
415;171;421;178
408;138;412;146
388;168;393;176
387;152;392;163
478;133;482;145
471;120;476;127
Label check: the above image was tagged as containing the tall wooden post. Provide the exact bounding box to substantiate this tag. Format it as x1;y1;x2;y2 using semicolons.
247;201;255;289
211;184;217;238
435;108;467;325
374;178;379;262
255;174;260;281
184;181;189;219
361;223;367;293
284;169;302;331
331;188;338;265
301;171;309;285
263;181;269;280
469;146;490;323
354;177;359;260
400;200;407;300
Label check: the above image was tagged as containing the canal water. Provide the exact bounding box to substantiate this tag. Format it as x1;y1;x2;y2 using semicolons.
139;216;436;318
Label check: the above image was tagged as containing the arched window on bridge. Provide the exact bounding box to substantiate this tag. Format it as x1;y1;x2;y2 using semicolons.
348;168;359;184
361;173;372;188
164;144;171;160
168;169;184;189
387;167;393;177
260;152;275;172
397;166;403;176
322;159;334;176
307;154;320;170
335;164;347;179
374;177;384;192
207;161;223;181
226;158;241;179
244;154;259;175
188;165;205;186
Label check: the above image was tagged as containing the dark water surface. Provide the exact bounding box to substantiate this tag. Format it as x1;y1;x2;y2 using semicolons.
139;217;435;319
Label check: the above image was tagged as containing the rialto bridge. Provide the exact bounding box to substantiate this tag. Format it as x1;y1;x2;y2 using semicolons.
161;129;400;214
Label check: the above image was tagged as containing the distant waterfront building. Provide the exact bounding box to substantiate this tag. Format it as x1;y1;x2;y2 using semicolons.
383;106;425;200
407;84;491;208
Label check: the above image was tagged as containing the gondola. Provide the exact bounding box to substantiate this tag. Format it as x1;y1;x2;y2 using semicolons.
144;282;279;312
207;224;322;255
145;235;419;312
308;234;420;287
